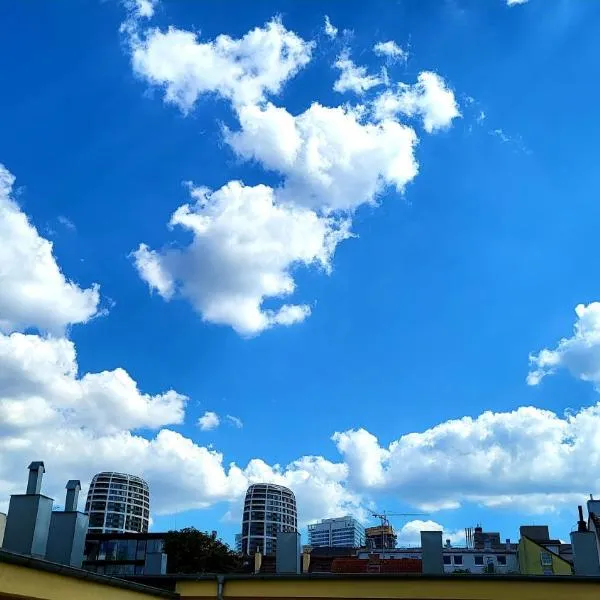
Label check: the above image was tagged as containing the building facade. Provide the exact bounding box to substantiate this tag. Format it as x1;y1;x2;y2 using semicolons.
235;533;242;554
85;472;150;534
308;516;365;548
241;483;297;556
82;532;166;576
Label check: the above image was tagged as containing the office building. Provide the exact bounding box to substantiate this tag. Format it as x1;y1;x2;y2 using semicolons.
85;472;150;534
308;516;365;548
83;531;167;576
235;533;242;553
365;525;397;549
241;483;297;555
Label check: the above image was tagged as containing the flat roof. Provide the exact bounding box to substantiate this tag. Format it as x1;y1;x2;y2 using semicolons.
128;572;600;584
0;548;177;598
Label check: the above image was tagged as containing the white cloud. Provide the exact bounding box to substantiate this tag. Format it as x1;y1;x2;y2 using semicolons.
507;0;528;5
373;40;407;63
198;411;220;431
0;164;100;335
226;415;243;428
324;15;338;39
528;303;600;389
132;181;350;335
128;18;313;112
398;520;464;547
333;51;383;95
332;400;600;510
0;332;187;435
227;102;419;213
373;71;460;133
125;0;157;18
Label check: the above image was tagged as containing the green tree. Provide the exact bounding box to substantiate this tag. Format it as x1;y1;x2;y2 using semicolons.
163;527;242;574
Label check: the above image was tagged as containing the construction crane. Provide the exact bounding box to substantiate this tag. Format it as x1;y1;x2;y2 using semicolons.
369;511;429;549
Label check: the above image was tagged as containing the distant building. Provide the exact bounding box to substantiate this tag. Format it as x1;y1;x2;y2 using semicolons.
85;472;150;534
356;547;519;575
241;483;297;555
518;535;571;576
365;525;396;549
83;531;167;576
235;533;242;553
308;516;365;548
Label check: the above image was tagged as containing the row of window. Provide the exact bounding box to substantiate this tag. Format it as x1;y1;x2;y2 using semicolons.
442;554;508;566
84;538;164;561
88;513;148;532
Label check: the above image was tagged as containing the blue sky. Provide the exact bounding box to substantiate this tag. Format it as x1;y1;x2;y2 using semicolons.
2;0;600;548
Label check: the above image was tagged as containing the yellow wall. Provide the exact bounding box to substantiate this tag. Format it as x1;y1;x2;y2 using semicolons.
518;537;572;576
0;560;167;600
176;576;600;600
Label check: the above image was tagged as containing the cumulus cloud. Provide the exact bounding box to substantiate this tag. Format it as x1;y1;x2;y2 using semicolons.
198;411;220;431
128;18;313;112
507;0;528;5
398;520;464;547
373;40;407;63
528;303;600;389
324;15;338;39
125;14;459;334
0;164;100;335
227;102;419;213
331;400;600;510
333;51;383;95
373;71;460;133
0;332;186;436
133;181;350;335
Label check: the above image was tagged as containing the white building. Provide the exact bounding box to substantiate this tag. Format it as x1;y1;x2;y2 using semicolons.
85;472;150;534
308;516;365;548
241;483;297;555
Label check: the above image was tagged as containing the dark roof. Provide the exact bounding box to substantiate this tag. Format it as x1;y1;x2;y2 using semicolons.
0;548;177;598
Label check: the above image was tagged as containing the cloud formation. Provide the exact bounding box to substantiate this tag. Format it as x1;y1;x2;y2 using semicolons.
373;40;407;63
333;51;383;95
528;303;600;389
0;165;100;335
373;72;460;133
129;18;313;112
133;181;349;335
198;411;220;431
126;14;459;334
324;15;338;39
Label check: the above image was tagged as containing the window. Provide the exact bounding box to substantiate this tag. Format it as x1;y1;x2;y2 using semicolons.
453;555;463;565
497;555;506;565
474;555;483;565
543;568;554;575
443;555;451;565
540;552;553;567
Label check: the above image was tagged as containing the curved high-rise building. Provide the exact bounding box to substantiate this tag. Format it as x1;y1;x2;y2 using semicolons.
85;472;150;534
241;483;297;555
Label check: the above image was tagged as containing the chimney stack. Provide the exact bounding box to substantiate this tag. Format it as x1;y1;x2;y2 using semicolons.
276;531;301;574
26;461;45;495
64;480;80;512
45;480;89;567
3;461;53;558
421;531;444;574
